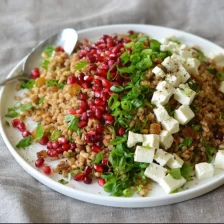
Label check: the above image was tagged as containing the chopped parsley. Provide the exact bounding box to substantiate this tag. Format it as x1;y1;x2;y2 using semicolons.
168;168;182;180
35;123;44;140
20;80;35;89
92;152;103;164
75;60;89;71
21;103;33;112
58;179;69;185
202;138;215;163
5;107;19;118
64;115;81;134
16;136;32;148
181;164;193;181
46;80;65;89
178;137;193;149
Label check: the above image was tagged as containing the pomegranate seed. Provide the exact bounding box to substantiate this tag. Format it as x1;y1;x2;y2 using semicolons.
77;73;85;84
101;158;108;166
89;64;97;71
118;127;125;136
12;119;21;128
84;135;91;143
84;75;94;83
87;110;95;119
95;135;102;141
74;173;85;181
94;90;101;98
107;41;115;48
78;50;87;58
69;143;76;150
84;166;92;175
79;101;88;110
78;93;88;101
87;130;96;136
112;43;123;53
42;166;51;175
17;122;26;132
55;46;64;52
102;79;112;88
98;178;106;186
47;141;53;149
100;62;109;71
101;92;109;101
83;176;92;184
67;76;78;85
62;144;70;151
52;141;60;149
35;158;45;168
215;132;223;141
94;98;105;106
78;121;87;128
93;79;102;86
39;136;49;145
92;145;101;153
92;85;102;92
47;150;58;157
58;137;68;144
95;141;102;147
68;108;84;115
80;112;87;121
94;164;104;172
86;54;96;63
95;68;107;77
31;68;40;78
97;38;105;44
105;119;114;125
22;131;31;138
56;147;64;153
82;83;91;89
97;43;106;49
108;59;116;68
103;113;113;121
96;123;104;133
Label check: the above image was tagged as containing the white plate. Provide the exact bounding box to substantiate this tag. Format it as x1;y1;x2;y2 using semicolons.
1;24;224;208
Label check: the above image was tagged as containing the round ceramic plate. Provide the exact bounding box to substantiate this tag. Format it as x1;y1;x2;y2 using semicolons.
1;24;224;208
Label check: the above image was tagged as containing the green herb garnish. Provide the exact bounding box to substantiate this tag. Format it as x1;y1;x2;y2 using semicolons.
35;123;44;140
181;164;193;181
64;115;80;133
75;61;89;71
43;46;56;57
16;136;32;148
50;130;61;142
92;152;103;164
58;179;69;185
168;168;182;180
5;107;19;118
178;137;193;149
21;103;33;111
20;80;35;89
39;97;44;104
46;80;65;89
202;138;215;163
5;121;10;126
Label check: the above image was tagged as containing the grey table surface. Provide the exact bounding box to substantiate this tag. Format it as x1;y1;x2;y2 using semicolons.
0;0;224;223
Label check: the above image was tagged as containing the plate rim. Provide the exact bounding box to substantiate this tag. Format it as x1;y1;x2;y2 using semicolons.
1;24;224;208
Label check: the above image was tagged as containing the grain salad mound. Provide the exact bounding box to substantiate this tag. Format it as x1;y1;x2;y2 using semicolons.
7;31;224;196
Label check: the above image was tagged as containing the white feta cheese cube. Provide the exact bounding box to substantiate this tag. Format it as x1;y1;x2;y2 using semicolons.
159;130;174;149
179;49;193;59
152;66;165;78
166;154;184;169
153;106;170;122
127;131;143;148
177;64;191;83
184;58;200;75
166;74;182;87
134;146;155;163
195;162;214;180
160;42;180;54
144;163;167;183
174;83;196;105
162;57;178;72
219;81;224;94
161;117;179;134
151;90;172;106
156;81;175;94
159;174;186;194
215;150;224;169
171;53;183;63
142;134;160;149
154;149;173;166
174;105;195;125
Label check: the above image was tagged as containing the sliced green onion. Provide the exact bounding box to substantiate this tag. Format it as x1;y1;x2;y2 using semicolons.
110;85;124;93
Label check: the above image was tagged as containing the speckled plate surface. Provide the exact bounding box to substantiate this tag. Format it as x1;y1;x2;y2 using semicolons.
1;24;224;207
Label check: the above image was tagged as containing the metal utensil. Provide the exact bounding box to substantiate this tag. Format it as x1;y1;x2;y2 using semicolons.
0;28;78;86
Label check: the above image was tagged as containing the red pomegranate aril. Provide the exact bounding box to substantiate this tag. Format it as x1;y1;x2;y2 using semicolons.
95;141;102;147
78;93;88;101
87;110;95;119
98;178;106;187
112;43;123;53
62;143;70;151
56;147;64;153
39;136;49;145
108;59;116;68
84;135;91;143
69;143;76;150
42;166;51;175
17;122;26;132
68;108;84;115
215;132;223;141
100;62;109;70
82;83;91;89
78;121;87;128
47;149;58;157
67;76;78;85
78;50;87;58
95;108;103;119
109;53;117;60
84;166;92;175
124;37;131;43
77;73;85;84
95;135;102;141
80;101;88;110
89;64;97;71
103;113;113;121
12;119;21;128
74;173;85;181
107;41;115;48
83;176;92;184
105;119;114;125
95;68;107;77
92;85;102;92
22;131;31;138
47;141;53;149
58;137;68;144
94;98;105;106
31;68;40;78
97;43;106;49
80;112;87;121
101;158;108;166
101;92;109;101
87;130;97;136
96;123;104;133
93;79;102;86
97;38;105;44
94;164;104;172
89;48;97;55
94;90;101;98
55;46;64;52
118;127;125;136
102;79;112;88
92;145;101;153
84;75;94;83
52;141;60;149
86;54;96;63
35;158;45;168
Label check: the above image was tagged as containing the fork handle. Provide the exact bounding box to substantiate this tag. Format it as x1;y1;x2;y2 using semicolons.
0;75;29;86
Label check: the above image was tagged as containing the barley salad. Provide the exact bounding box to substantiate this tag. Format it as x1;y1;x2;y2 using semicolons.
5;30;224;197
